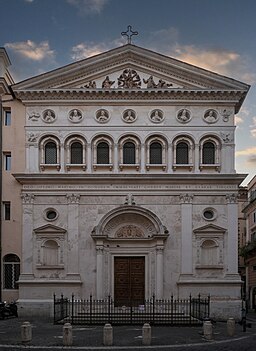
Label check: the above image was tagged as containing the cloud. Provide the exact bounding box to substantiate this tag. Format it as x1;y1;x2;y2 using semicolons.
71;43;108;60
66;0;109;14
5;40;55;61
146;27;255;85
236;147;256;157
172;45;256;84
70;38;125;60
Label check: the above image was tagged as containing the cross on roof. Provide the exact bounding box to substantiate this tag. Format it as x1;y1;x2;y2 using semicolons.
121;25;138;44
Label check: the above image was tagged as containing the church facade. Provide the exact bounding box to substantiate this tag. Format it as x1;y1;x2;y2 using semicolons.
8;44;249;319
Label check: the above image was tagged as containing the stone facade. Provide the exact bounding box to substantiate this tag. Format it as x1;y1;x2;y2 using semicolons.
3;44;250;319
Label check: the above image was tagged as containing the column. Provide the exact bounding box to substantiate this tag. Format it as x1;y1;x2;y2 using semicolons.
141;144;145;173
180;194;193;275
155;247;164;298
60;142;64;173
87;143;92;172
226;193;239;275
96;246;104;299
194;143;200;173
114;143;118;172
20;193;35;278
66;194;80;279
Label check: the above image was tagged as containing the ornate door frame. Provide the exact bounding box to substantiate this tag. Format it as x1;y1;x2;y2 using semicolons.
91;205;169;299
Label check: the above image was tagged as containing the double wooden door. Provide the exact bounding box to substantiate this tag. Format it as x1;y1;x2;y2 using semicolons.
114;257;145;306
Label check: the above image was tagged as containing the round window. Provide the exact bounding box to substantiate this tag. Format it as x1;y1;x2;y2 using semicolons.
203;208;216;221
44;209;58;221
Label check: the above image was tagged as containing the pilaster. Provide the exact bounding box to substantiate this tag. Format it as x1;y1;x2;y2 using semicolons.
180;194;193;275
66;193;81;279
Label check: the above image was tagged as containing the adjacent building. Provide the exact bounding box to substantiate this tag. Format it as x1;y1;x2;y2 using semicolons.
1;44;250;319
242;176;256;309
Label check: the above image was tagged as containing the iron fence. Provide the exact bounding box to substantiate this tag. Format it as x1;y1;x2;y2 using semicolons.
54;294;210;326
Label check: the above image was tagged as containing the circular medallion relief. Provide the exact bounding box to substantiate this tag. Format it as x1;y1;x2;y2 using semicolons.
68;109;83;123
203;109;218;124
177;109;191;123
122;109;137;123
42;109;56;123
95;109;110;123
149;109;164;123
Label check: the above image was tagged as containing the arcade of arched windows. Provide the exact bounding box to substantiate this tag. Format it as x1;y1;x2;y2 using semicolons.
38;134;222;173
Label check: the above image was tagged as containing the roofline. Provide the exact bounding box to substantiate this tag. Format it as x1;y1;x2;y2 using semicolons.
12;44;250;91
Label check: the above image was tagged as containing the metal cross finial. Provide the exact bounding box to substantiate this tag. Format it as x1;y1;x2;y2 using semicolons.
121;25;138;44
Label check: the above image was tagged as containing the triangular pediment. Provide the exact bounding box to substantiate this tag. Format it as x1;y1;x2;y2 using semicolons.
34;224;66;234
193;224;226;234
12;44;249;92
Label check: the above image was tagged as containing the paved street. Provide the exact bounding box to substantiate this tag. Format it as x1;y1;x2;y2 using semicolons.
0;313;256;350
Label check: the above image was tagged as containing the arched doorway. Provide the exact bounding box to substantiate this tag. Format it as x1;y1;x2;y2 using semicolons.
91;205;169;303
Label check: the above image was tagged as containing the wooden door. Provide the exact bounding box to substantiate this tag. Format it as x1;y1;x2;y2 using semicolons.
114;257;145;306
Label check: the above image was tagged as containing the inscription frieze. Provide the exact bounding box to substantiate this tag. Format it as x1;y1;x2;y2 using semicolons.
23;184;237;191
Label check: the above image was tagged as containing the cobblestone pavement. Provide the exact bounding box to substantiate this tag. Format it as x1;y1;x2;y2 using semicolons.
0;313;256;350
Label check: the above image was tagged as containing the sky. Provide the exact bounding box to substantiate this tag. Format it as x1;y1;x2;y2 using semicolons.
0;0;255;186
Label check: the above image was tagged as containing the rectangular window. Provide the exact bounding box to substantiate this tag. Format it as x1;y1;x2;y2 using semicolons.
4;153;11;171
253;266;256;272
253;211;256;223
4;110;11;126
3;202;11;220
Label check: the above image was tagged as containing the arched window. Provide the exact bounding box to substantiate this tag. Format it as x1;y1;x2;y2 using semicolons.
97;142;109;164
45;141;57;164
123;142;136;164
150;142;162;164
176;142;189;164
71;142;83;164
3;254;20;289
202;142;215;164
43;240;58;266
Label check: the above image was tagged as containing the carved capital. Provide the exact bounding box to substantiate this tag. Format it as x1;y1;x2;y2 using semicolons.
226;193;238;204
96;246;104;254
180;193;193;204
21;193;35;204
66;193;80;204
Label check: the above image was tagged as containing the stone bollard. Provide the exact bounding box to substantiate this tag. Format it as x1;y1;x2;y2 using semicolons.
63;323;73;346
203;320;213;340
227;318;235;336
142;323;151;346
21;321;32;343
103;323;113;346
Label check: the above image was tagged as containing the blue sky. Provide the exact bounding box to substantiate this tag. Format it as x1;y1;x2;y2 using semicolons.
1;0;255;185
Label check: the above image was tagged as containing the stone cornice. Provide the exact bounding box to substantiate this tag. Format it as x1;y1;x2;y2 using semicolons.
13;88;247;112
13;172;246;186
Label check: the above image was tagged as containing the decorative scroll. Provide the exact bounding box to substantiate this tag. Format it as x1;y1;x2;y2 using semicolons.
66;193;80;204
115;225;144;238
21;193;35;204
226;193;238;204
180;193;193;204
28;112;40;121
